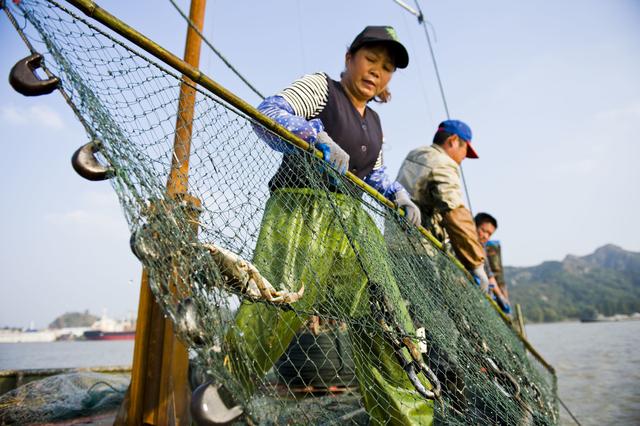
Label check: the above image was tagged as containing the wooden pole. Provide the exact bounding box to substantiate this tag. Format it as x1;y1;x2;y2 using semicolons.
166;0;207;196
116;1;206;424
515;304;527;339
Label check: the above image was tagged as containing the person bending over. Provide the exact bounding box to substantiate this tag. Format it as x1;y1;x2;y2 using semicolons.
396;120;490;291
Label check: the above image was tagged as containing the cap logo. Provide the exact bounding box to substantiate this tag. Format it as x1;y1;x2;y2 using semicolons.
385;27;399;41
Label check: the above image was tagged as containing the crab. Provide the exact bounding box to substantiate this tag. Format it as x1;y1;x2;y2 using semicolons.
202;243;304;304
129;198;304;305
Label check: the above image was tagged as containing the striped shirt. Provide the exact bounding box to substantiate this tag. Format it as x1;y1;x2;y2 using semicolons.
257;73;405;199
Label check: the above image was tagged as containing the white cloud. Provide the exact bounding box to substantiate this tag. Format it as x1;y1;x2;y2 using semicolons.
1;105;28;125
44;209;129;239
84;190;121;208
29;105;64;129
1;104;64;130
44;190;129;234
595;102;640;122
44;206;128;235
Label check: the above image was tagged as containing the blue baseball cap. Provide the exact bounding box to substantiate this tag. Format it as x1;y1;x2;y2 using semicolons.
437;119;478;158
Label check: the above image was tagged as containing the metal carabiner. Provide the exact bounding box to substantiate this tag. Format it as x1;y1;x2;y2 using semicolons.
485;356;521;399
416;361;442;398
406;362;437;400
530;382;546;410
370;283;443;402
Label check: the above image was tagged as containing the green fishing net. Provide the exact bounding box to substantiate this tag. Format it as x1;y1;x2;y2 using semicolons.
0;371;128;424
5;1;558;424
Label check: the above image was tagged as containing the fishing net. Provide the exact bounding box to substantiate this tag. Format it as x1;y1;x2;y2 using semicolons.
5;0;558;424
0;371;128;424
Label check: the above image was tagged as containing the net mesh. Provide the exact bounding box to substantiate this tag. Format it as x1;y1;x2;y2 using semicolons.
0;372;128;424
7;1;558;424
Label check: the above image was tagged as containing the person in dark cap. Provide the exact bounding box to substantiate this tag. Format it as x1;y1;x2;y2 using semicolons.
220;26;435;425
396;120;491;292
256;25;418;221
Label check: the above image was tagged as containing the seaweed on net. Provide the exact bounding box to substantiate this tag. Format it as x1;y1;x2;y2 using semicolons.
4;1;558;424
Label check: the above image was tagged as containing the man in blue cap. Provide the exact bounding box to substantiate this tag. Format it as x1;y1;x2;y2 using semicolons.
396;120;490;291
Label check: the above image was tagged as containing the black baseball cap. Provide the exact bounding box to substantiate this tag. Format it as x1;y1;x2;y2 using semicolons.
348;26;409;69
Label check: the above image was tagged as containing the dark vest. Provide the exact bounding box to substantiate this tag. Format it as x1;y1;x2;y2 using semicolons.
269;77;383;193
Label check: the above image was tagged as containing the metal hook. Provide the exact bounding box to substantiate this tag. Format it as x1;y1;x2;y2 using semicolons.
9;53;60;96
191;381;243;425
130;225;154;263
370;283;443;402
71;139;114;181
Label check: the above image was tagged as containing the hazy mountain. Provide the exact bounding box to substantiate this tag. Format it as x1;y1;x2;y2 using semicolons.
506;245;640;323
49;311;99;329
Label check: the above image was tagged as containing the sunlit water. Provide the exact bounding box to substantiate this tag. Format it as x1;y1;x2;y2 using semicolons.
1;322;638;424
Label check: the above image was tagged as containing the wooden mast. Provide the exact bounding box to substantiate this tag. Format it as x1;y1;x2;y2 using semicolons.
116;1;206;424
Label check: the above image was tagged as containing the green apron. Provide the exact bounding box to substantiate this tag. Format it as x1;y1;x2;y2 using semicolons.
225;188;434;425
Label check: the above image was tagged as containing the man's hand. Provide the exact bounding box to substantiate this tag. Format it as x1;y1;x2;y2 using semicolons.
490;282;512;314
316;131;349;174
472;265;490;293
395;190;421;226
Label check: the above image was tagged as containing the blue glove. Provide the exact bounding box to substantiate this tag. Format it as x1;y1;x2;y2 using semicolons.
490;283;511;314
315;131;349;175
501;302;512;315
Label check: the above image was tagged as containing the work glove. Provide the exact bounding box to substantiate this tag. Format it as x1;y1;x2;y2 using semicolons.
488;283;510;314
395;190;421;226
472;265;490;293
315;131;349;175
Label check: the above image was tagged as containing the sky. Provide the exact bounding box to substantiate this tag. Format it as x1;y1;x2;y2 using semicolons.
1;0;639;328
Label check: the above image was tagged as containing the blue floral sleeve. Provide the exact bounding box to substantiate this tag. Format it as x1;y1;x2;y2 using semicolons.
256;96;324;153
364;165;406;200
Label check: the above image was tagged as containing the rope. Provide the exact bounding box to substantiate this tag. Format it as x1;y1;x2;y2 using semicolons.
167;0;265;100
393;0;474;213
86;380;126;395
559;395;582;425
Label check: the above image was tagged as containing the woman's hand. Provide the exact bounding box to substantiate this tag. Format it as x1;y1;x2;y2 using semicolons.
316;131;350;175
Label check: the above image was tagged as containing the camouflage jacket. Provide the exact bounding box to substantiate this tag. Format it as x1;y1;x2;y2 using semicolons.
396;144;464;243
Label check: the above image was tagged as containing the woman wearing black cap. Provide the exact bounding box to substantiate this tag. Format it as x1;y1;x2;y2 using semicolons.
258;25;417;211
225;26;434;425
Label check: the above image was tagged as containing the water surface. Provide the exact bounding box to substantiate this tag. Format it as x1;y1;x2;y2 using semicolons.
0;340;133;370
1;322;638;425
526;320;640;425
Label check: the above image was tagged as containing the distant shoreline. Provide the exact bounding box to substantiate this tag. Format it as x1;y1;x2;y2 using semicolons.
526;313;640;325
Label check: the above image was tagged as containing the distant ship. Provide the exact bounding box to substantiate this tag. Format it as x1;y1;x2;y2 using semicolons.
83;330;135;341
83;310;136;340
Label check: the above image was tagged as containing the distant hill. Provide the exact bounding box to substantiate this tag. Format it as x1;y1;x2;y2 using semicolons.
49;311;98;329
507;245;640;323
